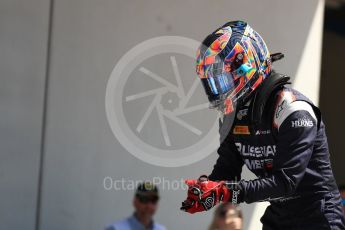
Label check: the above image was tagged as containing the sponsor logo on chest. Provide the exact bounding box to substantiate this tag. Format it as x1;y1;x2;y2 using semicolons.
235;142;276;170
236;108;248;120
233;125;250;135
235;142;276;158
255;129;271;135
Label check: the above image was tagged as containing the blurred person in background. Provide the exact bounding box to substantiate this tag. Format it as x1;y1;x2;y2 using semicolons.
208;203;243;230
105;182;166;230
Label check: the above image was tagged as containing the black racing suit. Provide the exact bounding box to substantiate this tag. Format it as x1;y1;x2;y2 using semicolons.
209;72;345;229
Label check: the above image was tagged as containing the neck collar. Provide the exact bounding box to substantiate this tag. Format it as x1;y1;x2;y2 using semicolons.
250;71;290;127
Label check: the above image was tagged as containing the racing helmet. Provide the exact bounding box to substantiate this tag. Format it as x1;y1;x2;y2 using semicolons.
196;21;272;114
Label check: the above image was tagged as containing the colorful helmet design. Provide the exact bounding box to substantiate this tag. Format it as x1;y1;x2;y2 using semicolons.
196;21;272;114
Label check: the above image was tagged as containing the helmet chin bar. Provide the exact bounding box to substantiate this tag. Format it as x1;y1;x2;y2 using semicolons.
209;91;235;115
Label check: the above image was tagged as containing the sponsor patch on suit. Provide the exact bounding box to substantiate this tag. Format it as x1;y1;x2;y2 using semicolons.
233;125;250;135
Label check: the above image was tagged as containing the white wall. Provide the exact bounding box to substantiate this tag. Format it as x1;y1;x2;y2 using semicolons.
0;0;51;229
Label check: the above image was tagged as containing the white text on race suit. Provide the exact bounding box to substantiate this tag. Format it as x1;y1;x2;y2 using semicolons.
235;143;276;170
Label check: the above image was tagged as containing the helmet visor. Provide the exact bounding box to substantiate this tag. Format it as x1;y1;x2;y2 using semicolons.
197;62;240;110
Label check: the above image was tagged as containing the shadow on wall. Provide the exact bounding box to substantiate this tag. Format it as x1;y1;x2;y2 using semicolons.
319;4;345;185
